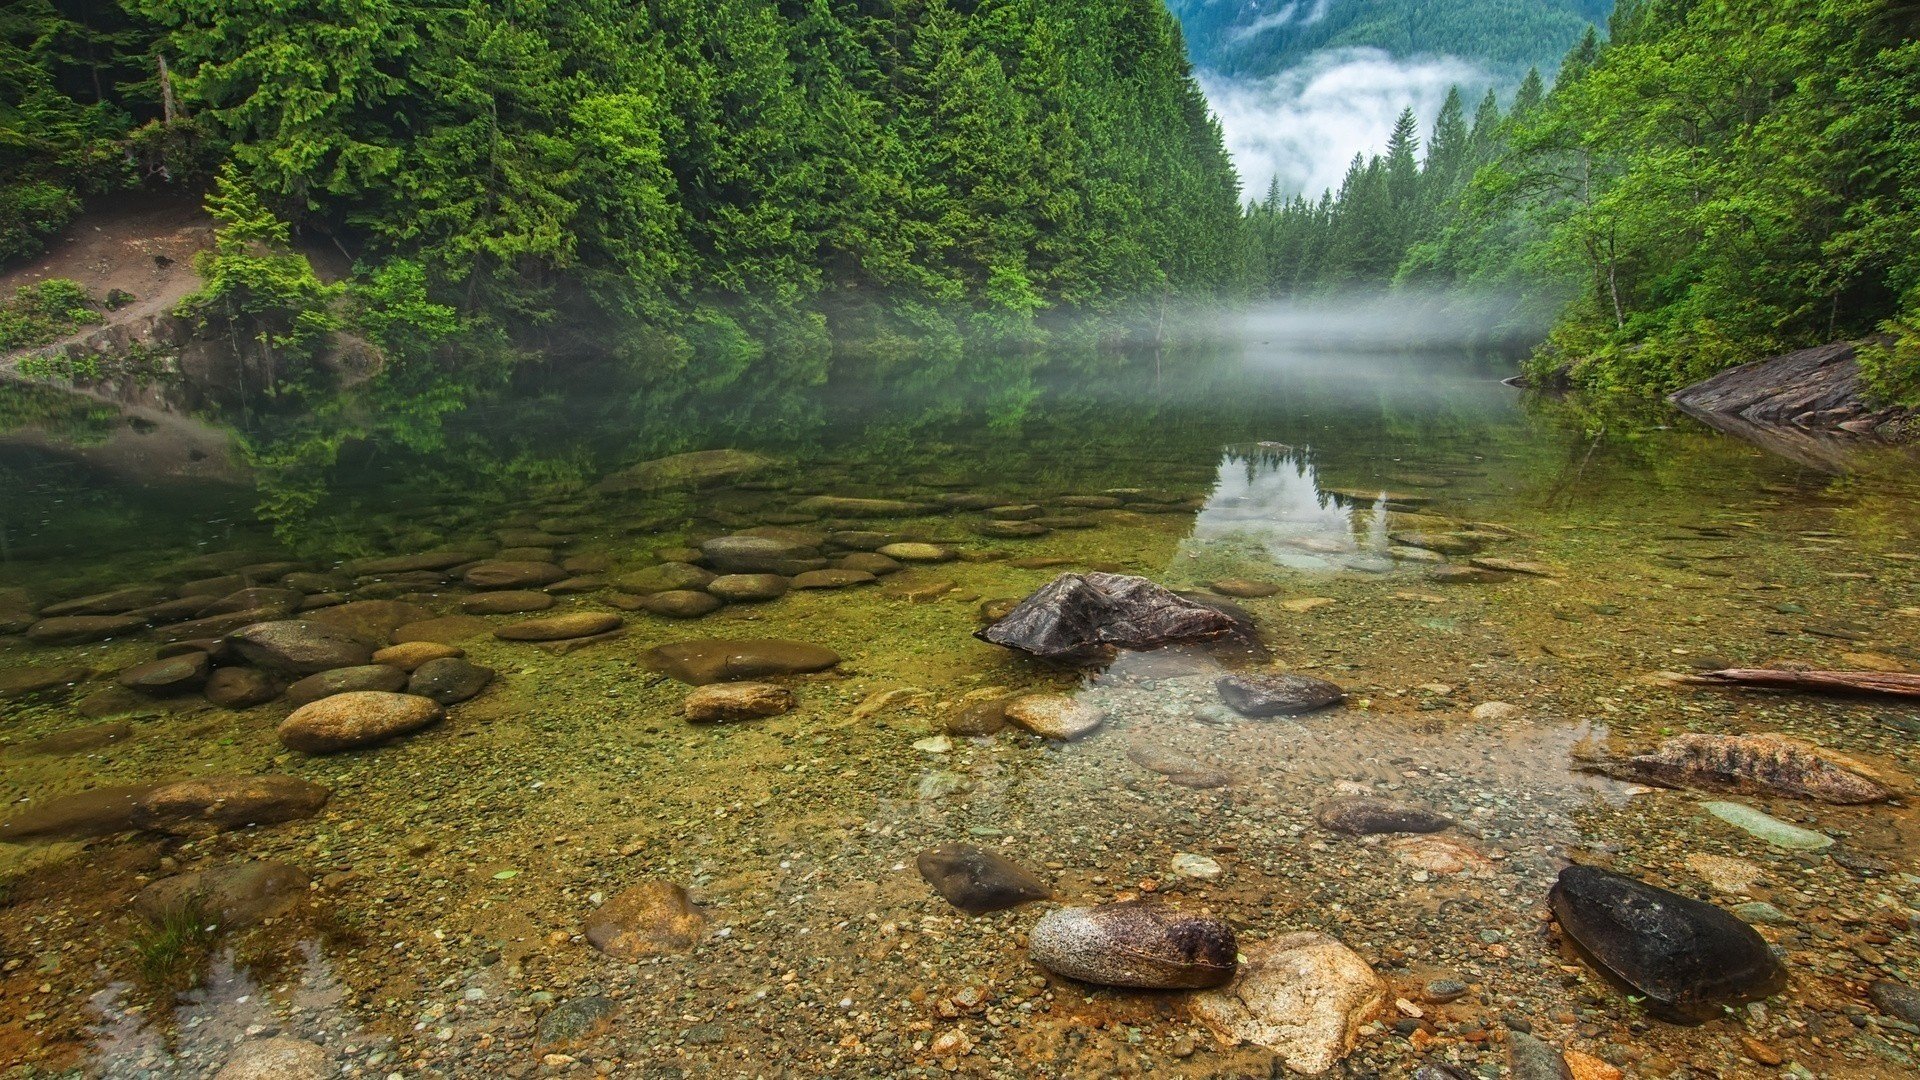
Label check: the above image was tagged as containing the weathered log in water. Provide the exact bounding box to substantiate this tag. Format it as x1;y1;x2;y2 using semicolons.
1685;668;1920;700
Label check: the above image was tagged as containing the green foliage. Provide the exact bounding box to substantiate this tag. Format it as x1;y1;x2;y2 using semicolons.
1858;295;1920;406
0;277;100;349
181;167;342;394
1251;0;1920;394
127;900;218;991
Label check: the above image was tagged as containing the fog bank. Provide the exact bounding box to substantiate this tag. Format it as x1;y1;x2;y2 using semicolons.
1199;47;1492;200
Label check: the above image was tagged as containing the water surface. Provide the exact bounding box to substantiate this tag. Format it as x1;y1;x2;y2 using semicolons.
2;343;1917;1078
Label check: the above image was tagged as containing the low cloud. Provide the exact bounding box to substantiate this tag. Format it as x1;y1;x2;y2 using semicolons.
1199;47;1491;200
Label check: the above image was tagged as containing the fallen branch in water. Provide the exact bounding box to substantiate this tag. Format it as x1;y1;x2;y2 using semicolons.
1685;669;1920;700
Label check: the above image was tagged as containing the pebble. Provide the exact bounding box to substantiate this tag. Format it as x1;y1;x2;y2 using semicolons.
1029;903;1235;989
915;843;1050;913
1003;694;1104;739
1170;852;1222;880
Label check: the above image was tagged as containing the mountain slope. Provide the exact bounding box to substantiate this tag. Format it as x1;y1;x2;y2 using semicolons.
1170;0;1613;78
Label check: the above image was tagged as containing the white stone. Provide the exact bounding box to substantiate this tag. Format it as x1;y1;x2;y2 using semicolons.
214;1037;331;1080
1470;701;1522;721
912;735;952;754
1170;853;1223;880
1190;932;1386;1075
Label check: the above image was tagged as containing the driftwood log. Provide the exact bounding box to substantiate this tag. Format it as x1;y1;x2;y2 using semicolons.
1685;668;1920;700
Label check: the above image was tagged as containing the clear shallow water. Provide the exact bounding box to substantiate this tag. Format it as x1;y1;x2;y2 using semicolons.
1;344;1917;1078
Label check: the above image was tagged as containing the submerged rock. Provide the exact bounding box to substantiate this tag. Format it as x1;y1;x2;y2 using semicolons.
683;682;793;722
1210;579;1281;599
26;615;147;645
1029;903;1236;989
615;562;718;594
1216;673;1346;717
637;590;723;619
407;657;494;705
644;639;840;685
8;720;132;756
462;560;566;590
117;653;210;695
205;666;281;708
701;536;826;575
1314;796;1453;835
1547;864;1787;1022
0;664;91;700
1506;1032;1575;1080
537;996;620;1047
133;775;332;835
584;881;708;959
213;1036;331;1080
283;664;409;706
594;448;779;494
135;860;310;928
795;495;928;518
976;572;1237;663
1003;694;1104;739
278;691;444;752
1580;732;1891;804
41;586;170;617
495;612;623;641
228;620;372;674
916;843;1051;914
461;590;554;615
1125;740;1231;788
371;641;464;671
706;573;789;602
1189;931;1385;1074
0;782;165;841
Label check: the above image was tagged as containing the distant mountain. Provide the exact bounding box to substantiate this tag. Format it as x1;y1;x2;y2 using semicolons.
1169;0;1614;78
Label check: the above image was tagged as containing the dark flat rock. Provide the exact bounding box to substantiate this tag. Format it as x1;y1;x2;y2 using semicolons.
916;843;1050;914
976;572;1237;663
1216;673;1346;717
1548;864;1786;1023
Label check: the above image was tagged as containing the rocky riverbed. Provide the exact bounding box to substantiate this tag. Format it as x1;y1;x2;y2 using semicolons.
1;417;1918;1079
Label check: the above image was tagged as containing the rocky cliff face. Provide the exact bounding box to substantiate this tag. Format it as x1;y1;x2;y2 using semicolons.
1667;338;1917;468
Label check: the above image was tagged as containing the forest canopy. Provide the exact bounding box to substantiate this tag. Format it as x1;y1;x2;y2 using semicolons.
1;0;1245;371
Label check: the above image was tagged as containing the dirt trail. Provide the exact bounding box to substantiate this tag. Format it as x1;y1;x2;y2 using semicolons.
0;196;211;375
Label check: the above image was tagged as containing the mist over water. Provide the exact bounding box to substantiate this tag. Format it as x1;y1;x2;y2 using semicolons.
1197;47;1492;199
1197;292;1549;353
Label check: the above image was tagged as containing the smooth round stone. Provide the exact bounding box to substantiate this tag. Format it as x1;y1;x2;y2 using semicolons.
495;613;624;641
825;531;895;551
706;574;790;602
116;653;210;695
370;641;464;671
699;535;827;575
560;554;613;574
878;542;956;563
916;843;1051;913
975;520;1048;539
462;590;555;615
683;682;793;722
1211;579;1282;599
613;562;716;595
638;590;724;619
197;587;304;618
1216;673;1347;717
492;547;556;564
1031;516;1096;530
133;775;332;834
1003;694;1104;740
583;881;708;960
1056;495;1124;509
205;667;281;708
794;496;928;517
227;620;372;674
283;664;410;707
0;664;92;700
790;569;876;589
462;560;566;590
390;615;490;645
652;546;705;564
1030;903;1237;989
835;552;902;575
26;615;147;645
407;657;494;704
547;575;604;594
278;691;445;753
1548;864;1787;1022
643;639;840;685
41;586;170;617
1313;796;1454;835
985;504;1044;520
